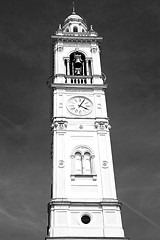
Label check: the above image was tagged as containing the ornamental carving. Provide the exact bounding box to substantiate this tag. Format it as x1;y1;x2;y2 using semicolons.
90;47;97;53
58;160;65;168
94;120;111;131
102;161;108;169
57;46;63;52
51;121;68;131
50;144;53;158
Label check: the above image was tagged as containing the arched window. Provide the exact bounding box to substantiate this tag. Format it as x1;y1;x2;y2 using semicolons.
73;26;78;32
71;146;95;176
66;28;69;32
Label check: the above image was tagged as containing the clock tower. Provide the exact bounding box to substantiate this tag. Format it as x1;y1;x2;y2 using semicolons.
46;6;128;240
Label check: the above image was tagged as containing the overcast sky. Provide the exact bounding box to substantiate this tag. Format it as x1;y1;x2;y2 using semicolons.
0;0;160;240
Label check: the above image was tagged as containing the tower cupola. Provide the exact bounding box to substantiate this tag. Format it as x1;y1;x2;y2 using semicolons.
62;8;87;33
52;5;103;85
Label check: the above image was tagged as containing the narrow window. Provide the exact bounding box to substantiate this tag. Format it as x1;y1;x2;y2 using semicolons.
73;26;78;32
88;60;92;75
75;152;92;174
83;152;91;174
65;59;67;75
75;152;82;174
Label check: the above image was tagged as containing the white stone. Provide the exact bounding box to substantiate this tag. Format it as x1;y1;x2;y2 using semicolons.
46;9;126;240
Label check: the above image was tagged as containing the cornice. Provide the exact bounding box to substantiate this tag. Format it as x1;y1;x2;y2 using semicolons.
50;83;108;90
51;35;103;43
48;199;122;208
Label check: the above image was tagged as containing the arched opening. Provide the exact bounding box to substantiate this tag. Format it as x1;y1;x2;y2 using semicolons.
69;51;87;76
73;26;78;32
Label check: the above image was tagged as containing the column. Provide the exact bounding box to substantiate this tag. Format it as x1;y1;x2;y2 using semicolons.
66;58;70;75
86;59;89;76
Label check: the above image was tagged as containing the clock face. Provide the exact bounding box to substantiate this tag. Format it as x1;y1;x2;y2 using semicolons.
67;96;93;116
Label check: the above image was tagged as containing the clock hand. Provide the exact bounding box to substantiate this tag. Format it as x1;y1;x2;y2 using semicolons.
79;105;88;110
78;99;85;108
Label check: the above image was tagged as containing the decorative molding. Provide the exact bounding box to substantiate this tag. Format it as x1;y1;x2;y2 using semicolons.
70;174;97;181
94;120;111;131
51;120;68;131
51;35;103;45
71;145;94;156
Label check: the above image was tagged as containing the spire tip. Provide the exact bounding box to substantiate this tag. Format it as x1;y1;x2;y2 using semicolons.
72;1;76;14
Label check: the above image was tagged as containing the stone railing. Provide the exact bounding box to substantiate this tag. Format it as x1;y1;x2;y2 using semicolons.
65;75;93;84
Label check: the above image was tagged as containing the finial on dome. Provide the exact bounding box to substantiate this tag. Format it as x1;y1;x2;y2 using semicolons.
89;25;98;36
72;1;76;14
56;24;63;35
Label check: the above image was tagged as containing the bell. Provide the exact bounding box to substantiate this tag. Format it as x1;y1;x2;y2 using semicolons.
75;68;81;75
73;53;83;75
74;54;82;68
75;55;81;64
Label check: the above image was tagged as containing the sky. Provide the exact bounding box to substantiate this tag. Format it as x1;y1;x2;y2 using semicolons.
0;0;160;239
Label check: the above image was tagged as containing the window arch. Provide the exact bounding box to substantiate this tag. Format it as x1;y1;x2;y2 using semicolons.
71;146;95;176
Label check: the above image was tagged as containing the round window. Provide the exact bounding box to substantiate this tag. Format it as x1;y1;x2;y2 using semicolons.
81;215;91;224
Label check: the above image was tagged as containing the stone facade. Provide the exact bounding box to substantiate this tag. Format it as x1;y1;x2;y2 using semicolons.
45;7;128;240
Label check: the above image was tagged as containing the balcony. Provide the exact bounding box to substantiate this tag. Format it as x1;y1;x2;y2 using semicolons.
65;75;93;84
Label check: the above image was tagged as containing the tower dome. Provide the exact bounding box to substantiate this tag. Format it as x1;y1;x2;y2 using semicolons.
64;13;83;22
62;7;87;33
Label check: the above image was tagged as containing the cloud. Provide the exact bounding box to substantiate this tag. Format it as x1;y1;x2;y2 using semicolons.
0;205;43;231
122;200;160;231
0;175;45;233
0;30;48;71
